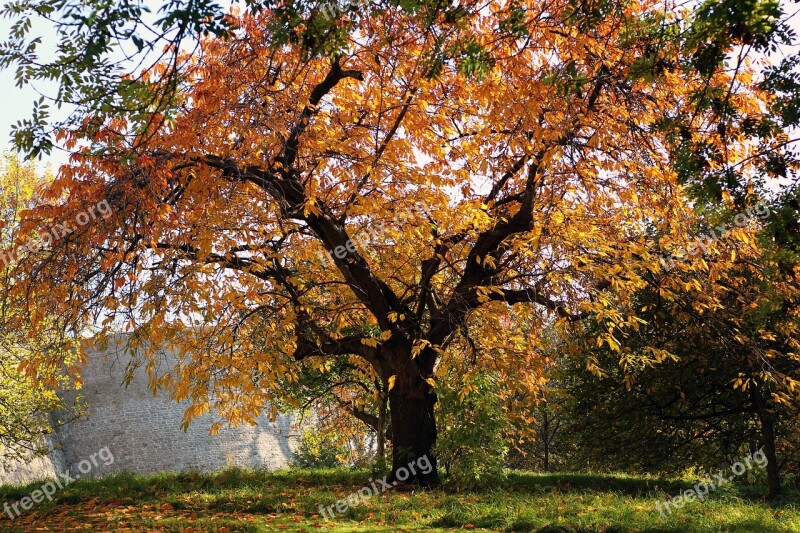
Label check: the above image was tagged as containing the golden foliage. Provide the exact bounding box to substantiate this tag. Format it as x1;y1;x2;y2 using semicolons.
7;1;793;430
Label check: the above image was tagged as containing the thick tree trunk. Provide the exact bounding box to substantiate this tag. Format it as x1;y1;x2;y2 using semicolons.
750;384;781;500
388;377;439;485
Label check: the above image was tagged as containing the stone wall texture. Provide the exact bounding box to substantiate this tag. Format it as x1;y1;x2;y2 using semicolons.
0;435;66;486
1;337;299;486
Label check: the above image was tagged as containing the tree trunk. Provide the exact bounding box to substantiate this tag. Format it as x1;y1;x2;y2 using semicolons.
542;409;550;472
388;376;439;485
376;392;387;468
750;384;781;500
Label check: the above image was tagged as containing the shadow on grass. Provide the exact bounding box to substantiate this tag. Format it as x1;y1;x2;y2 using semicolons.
501;471;799;504
2;467;791;500
2;468;798;532
0;467;365;498
502;471;695;497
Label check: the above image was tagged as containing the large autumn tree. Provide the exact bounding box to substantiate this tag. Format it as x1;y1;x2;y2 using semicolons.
7;1;791;482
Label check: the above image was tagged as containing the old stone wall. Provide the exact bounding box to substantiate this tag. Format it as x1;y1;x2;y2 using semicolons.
0;435;66;486
0;337;299;486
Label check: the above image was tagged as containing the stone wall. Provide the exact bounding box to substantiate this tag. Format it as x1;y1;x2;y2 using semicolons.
0;336;299;486
0;435;66;486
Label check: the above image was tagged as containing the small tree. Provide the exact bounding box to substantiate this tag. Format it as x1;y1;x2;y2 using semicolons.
276;354;390;467
0;153;77;462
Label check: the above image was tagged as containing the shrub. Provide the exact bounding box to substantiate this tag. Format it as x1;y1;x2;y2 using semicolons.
291;427;346;468
435;371;508;489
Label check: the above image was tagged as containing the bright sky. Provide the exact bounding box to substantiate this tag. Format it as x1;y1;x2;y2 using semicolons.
0;1;798;170
0;7;64;164
0;0;212;167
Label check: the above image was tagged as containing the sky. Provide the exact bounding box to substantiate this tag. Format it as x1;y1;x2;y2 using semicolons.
0;8;63;164
0;0;203;168
0;1;798;170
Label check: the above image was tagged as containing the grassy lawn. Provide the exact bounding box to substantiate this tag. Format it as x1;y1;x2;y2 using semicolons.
1;469;798;532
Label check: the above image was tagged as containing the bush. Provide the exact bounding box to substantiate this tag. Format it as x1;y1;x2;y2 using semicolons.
435;371;508;489
291;427;346;468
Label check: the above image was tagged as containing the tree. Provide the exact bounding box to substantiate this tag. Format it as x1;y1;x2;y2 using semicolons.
0;152;77;462
551;195;800;499
8;1;789;483
275;353;391;467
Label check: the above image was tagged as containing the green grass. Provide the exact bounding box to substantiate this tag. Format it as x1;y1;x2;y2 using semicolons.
1;468;798;531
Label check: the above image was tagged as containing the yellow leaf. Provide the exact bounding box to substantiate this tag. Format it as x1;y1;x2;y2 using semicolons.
388;375;396;391
361;337;379;348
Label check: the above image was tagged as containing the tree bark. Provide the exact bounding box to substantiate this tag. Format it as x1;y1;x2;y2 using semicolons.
542;409;550;472
387;375;439;485
376;392;387;467
750;384;781;500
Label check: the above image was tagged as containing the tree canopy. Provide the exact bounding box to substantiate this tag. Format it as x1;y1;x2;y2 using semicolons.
1;0;794;160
